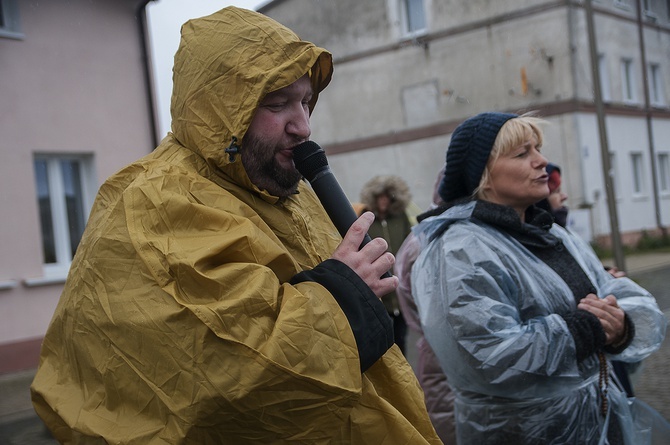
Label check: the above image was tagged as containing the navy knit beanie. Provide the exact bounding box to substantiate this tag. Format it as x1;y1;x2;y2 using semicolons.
438;112;518;203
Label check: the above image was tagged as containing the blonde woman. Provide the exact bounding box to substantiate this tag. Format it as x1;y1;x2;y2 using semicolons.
412;112;666;444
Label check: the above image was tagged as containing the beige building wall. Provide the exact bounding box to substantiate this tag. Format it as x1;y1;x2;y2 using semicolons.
0;0;154;372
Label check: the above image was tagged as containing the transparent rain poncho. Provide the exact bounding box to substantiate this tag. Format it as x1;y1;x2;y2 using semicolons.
412;201;667;444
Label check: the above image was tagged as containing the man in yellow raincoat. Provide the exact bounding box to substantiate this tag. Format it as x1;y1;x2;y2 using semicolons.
31;7;440;445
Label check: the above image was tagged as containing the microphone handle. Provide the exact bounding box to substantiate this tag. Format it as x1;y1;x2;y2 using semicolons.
309;168;391;278
310;169;372;245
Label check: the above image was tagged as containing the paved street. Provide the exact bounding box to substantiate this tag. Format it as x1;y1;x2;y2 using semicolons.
623;265;670;421
0;368;56;444
1;254;669;444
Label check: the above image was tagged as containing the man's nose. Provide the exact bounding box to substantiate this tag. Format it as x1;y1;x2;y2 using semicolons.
286;106;311;140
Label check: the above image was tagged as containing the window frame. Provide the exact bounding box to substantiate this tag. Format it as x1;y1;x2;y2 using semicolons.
0;0;23;40
620;58;637;104
609;151;621;200
642;0;656;18
630;151;646;196
658;152;670;194
598;53;611;102
648;63;665;106
614;0;631;10
33;154;95;279
404;0;427;35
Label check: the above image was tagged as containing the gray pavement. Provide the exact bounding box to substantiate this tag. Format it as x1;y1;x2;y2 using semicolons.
618;253;670;421
0;370;56;444
1;251;670;443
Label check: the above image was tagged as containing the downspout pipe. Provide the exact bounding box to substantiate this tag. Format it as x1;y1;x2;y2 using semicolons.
635;0;665;235
584;0;626;271
136;0;160;150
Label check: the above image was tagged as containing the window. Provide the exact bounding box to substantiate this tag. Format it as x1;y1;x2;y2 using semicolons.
621;58;636;103
402;0;426;35
642;0;656;17
34;155;94;277
598;54;611;102
659;153;670;193
648;63;665;106
609;152;620;199
631;152;645;195
0;0;23;39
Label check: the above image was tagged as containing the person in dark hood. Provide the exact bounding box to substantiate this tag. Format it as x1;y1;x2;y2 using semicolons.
412;111;666;444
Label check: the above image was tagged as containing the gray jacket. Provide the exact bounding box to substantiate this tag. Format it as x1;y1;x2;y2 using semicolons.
412;201;666;444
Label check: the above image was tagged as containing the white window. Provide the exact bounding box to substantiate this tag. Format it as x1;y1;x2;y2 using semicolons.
0;0;22;39
33;155;94;277
659;153;670;193
621;58;636;103
598;54;611;102
400;0;426;36
631;152;645;195
642;0;656;16
609;152;620;199
648;63;665;106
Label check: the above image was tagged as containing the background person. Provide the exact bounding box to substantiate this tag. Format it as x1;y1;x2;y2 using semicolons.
537;163;626;278
538;162;636;397
536;163;568;227
30;7;440;444
395;167;456;444
412;112;666;444
360;175;413;354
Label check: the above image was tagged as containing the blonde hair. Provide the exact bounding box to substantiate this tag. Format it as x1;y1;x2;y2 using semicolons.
474;113;546;200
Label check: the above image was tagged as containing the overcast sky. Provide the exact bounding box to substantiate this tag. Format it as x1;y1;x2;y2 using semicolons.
146;0;267;137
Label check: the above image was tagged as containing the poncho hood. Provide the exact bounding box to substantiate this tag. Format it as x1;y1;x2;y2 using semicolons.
169;6;332;193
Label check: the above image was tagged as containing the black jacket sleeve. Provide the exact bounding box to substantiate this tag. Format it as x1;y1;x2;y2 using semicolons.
290;259;394;372
561;310;607;362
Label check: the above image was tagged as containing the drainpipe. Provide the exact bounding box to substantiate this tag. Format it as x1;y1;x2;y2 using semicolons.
567;2;591;220
635;0;665;236
136;0;160;150
584;0;626;271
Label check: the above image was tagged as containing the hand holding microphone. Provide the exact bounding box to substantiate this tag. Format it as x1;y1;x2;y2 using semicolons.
293;141;397;297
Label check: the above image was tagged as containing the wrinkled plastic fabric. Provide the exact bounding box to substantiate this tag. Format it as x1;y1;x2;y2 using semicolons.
396;233;456;444
30;7;440;445
412;201;667;445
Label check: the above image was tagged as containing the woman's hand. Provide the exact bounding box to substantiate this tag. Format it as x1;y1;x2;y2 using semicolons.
578;294;626;345
605;266;626;278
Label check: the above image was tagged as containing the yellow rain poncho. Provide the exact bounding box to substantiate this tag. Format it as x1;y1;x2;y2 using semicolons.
31;7;440;445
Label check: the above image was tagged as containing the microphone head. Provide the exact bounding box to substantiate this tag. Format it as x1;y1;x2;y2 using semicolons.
293;141;328;182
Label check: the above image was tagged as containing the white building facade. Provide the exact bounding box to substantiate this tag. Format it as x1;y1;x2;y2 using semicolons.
260;0;670;245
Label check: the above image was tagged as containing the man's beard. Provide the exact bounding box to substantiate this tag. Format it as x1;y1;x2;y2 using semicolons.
241;134;302;197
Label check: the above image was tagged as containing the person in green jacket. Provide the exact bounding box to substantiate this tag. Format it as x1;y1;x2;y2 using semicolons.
360;175;413;354
31;7;440;445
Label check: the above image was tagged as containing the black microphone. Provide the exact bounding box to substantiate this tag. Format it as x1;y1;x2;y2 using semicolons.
293;141;391;278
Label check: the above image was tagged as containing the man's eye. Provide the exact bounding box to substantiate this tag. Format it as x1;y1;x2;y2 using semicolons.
264;102;286;110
